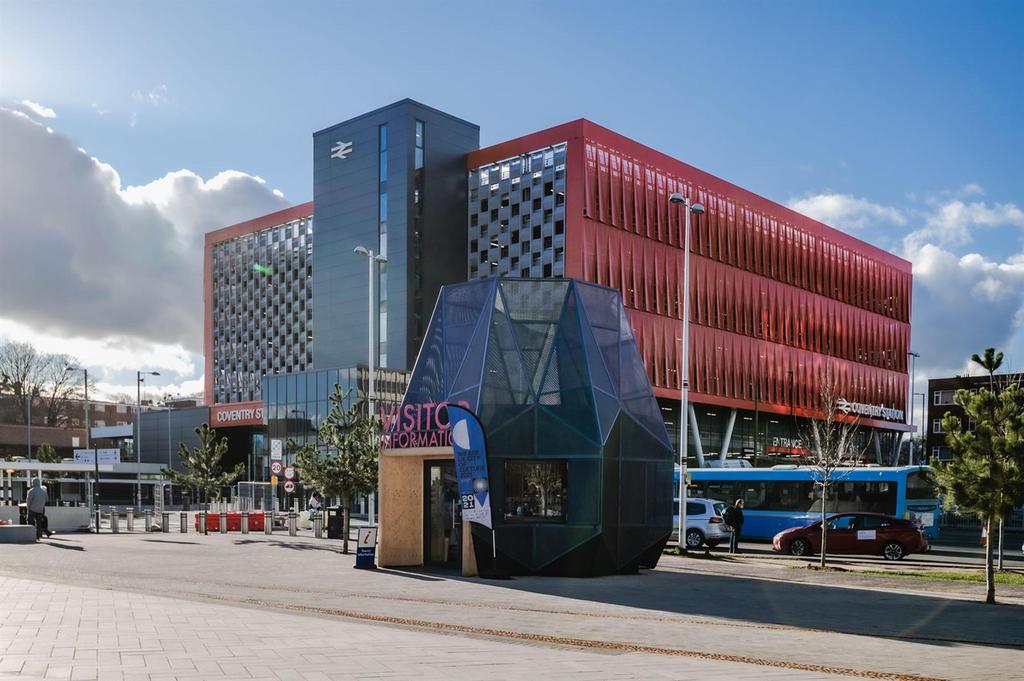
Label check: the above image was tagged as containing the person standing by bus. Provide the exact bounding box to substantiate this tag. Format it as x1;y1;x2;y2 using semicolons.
724;499;745;554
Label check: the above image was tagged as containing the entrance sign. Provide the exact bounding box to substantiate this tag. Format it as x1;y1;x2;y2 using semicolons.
447;405;492;529
355;526;378;569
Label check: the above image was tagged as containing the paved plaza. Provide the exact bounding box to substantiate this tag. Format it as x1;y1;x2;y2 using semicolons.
0;530;1021;680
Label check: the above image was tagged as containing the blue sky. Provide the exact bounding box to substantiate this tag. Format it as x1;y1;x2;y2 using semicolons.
1;0;1022;402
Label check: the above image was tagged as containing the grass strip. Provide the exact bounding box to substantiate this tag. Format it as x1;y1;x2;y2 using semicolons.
857;569;1024;585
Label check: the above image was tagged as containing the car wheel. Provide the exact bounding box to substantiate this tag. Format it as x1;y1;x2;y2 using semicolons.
790;538;811;557
883;542;905;561
685;528;705;549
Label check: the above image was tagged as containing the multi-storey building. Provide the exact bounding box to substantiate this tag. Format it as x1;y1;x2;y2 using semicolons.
926;373;1024;462
203;102;914;477
204;203;315;405
467;119;913;465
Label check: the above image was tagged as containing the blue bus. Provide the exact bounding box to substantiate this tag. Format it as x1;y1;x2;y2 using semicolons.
674;466;940;540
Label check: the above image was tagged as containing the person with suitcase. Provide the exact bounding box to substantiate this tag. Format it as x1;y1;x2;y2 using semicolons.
26;477;52;540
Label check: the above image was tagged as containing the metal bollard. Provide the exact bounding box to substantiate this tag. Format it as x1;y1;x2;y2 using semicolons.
161;512;169;533
241;511;249;534
199;510;207;535
264;510;273;535
126;508;134;532
180;511;187;533
288;509;297;536
111;509;119;534
94;510;101;533
313;513;323;539
144;509;153;532
219;511;227;534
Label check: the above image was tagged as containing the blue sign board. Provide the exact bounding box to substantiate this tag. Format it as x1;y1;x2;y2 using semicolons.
354;526;378;569
447;405;492;529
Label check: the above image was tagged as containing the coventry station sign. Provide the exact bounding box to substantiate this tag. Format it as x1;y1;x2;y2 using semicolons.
836;398;904;422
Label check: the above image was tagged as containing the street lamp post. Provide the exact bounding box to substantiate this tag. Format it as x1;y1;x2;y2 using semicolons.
914;391;926;464
907;351;920;466
137;370;161;509
354;245;387;527
67;367;94;515
669;192;705;552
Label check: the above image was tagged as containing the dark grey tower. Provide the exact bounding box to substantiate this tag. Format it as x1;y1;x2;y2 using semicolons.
312;99;479;372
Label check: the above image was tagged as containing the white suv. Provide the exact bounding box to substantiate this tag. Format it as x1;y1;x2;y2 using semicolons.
673;498;731;549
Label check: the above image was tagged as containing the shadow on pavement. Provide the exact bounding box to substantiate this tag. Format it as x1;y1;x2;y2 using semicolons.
141;539;200;546
374;568;447;582
42;540;85;551
462;563;1023;648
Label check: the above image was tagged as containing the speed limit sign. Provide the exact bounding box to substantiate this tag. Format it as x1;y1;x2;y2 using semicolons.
284;466;296;481
270;461;283;475
283;480;296;494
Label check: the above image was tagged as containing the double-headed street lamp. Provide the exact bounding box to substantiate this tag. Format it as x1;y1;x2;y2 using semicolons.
669;192;705;552
907;351;920;465
137;370;160;508
354;245;387;526
67;366;96;517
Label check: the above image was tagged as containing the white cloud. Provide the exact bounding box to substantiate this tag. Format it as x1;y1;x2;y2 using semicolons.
961;183;985;197
132;84;170;106
91;102;108;116
906;242;1024;380
20;99;57;119
0;107;289;396
903;198;1024;251
787;193;906;230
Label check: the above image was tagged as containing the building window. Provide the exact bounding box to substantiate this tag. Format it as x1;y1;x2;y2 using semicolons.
504;459;567;521
414;119;424;170
932;419;943;434
378;124;389;368
934;390;956;406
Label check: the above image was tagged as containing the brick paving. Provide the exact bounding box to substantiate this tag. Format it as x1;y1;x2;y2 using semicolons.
0;576;861;681
0;531;1020;680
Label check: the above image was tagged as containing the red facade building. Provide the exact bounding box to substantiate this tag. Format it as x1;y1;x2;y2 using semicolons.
467;120;912;465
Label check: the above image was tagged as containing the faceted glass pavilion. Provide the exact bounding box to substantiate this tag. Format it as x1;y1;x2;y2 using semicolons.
399;277;674;576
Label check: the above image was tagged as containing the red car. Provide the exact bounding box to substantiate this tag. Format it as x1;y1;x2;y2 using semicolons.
772;512;928;561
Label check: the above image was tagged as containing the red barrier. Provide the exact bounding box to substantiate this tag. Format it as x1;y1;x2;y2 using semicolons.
193;511;265;532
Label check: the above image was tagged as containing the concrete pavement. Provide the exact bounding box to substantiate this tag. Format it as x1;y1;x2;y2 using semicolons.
0;531;1020;680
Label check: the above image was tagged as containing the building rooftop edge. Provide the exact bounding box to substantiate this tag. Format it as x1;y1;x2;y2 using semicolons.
313;98;480;137
470;118;911;272
204;201;314;245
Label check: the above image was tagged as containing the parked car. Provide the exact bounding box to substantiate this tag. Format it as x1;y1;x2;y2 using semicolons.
772;512;928;560
674;498;731;549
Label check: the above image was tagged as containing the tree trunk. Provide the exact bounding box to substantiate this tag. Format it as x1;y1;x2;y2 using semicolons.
342;494;351;554
985;516;996;604
819;482;827;569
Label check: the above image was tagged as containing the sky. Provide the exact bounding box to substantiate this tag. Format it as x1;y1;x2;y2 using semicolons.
0;0;1022;408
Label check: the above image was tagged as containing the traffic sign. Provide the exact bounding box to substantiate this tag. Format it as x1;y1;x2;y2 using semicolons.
283;480;296;494
284;466;296;481
270;461;283;475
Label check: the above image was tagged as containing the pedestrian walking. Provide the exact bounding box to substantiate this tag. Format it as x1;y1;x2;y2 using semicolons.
26;477;52;540
308;492;322;521
723;499;744;554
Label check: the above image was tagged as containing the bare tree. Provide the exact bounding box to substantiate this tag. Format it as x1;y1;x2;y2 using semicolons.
800;378;867;568
0;340;84;426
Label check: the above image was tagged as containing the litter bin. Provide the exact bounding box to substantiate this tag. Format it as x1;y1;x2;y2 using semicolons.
326;507;343;540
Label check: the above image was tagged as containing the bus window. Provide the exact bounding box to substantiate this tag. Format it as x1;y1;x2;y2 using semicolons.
906;471;937;499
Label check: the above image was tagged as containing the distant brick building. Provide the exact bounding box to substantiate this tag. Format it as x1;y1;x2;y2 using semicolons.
926;373;1024;462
